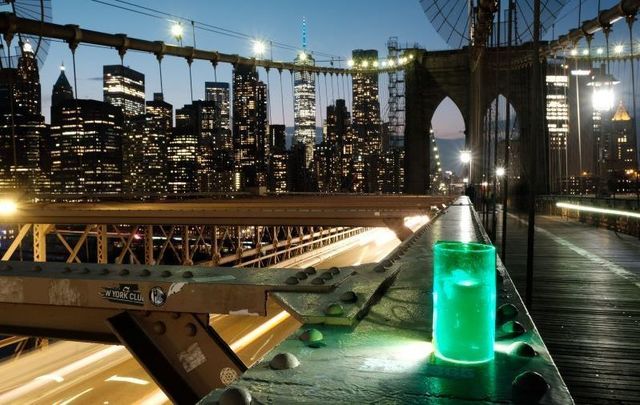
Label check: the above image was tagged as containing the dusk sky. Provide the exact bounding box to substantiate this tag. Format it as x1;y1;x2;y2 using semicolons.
24;0;626;140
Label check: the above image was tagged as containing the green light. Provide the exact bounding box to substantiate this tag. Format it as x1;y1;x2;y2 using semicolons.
432;241;496;364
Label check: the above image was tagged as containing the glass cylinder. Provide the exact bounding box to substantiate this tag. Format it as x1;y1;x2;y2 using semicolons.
432;241;496;364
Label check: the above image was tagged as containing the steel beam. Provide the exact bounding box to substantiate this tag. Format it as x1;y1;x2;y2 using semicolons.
0;13;407;75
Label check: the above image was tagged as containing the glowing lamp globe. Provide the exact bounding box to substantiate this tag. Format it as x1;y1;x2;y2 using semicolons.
432;241;496;364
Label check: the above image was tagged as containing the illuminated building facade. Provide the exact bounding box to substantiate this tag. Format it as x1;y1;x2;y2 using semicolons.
49;99;123;195
103;65;145;193
546;63;570;193
351;49;382;192
141;93;172;195
293;51;316;167
268;124;288;193
232;64;268;189
167;106;198;194
0;43;47;194
205;83;235;192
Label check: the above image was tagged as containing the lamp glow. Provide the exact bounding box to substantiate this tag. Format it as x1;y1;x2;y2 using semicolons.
253;40;266;57
614;44;624;54
556;202;640;219
570;49;578;56
361;60;369;68
299;51;307;61
582;49;589;55
496;167;505;177
597;47;604;55
170;22;184;41
463;177;469;183
460;150;472;163
591;87;615;112
0;199;17;215
347;59;355;67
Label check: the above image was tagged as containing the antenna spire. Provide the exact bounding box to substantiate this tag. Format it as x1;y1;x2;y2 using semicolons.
302;17;307;50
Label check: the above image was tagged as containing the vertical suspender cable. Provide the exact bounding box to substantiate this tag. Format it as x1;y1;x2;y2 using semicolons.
279;69;285;125
501;0;513;263
492;0;502;241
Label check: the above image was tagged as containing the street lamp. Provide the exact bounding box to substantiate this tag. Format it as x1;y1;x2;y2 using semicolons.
460;150;472;183
588;71;619;112
496;167;506;177
0;199;17;215
171;22;184;45
253;40;266;58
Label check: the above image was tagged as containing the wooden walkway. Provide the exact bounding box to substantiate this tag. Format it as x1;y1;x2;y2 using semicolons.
496;211;640;404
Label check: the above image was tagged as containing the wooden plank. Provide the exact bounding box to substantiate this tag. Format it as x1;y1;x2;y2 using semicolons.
496;212;640;405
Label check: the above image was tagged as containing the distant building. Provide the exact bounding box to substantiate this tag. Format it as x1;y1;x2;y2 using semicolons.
0;43;47;194
546;61;570;193
293;51;316;168
608;101;637;172
323;99;355;192
103;65;145;118
49;99;123;195
232;64;268;189
205;81;232;149
351;49;382;192
103;65;145;193
167;105;198;194
268;124;288;193
51;65;73;110
141;93;173;195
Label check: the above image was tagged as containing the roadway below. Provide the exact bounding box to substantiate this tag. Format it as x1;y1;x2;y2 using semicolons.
0;219;427;404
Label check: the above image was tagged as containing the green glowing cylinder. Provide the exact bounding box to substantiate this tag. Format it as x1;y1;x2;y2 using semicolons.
432;241;496;364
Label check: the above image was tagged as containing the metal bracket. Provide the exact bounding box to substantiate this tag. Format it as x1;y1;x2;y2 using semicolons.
107;311;246;404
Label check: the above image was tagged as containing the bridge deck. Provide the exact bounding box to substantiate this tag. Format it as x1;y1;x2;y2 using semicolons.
497;211;640;404
203;199;572;404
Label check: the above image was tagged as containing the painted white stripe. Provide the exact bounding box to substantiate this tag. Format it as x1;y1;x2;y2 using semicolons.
509;213;640;289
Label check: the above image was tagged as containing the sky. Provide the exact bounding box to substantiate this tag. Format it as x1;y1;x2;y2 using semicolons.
8;0;627;141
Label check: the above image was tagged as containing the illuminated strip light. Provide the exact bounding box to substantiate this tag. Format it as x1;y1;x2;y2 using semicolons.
229;311;291;352
556;202;640;219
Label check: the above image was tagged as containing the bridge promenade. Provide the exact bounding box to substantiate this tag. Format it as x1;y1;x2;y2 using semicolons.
497;209;640;404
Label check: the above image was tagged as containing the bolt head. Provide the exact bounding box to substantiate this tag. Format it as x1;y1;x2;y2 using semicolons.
152;321;166;335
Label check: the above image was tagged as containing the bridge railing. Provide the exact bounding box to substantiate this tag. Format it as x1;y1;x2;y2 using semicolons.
537;195;640;237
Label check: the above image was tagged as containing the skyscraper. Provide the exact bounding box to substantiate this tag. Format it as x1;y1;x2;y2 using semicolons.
351;49;382;192
103;65;145;193
205;82;231;141
142;93;172;195
293;18;316;168
321;99;353;192
268;124;288;193
546;61;570;192
0;42;47;194
51;66;73;110
103;65;145;118
167;106;198;194
205;82;235;192
232;64;268;190
49;99;123;195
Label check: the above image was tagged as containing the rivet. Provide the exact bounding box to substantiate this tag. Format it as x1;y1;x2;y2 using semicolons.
285;276;299;285
510;342;537;357
374;265;387;273
382;259;393;268
324;302;344;316
182;271;194;278
298;328;324;346
329;267;340;275
152;321;166;335
139;269;151;277
161;270;171;278
512;371;549;402
340;291;358;303
498;320;526;339
100;268;109;275
185;322;197;337
295;271;308;280
311;277;324;285
269;352;300;370
497;303;519;324
33;265;42;272
119;268;129;276
320;272;333;281
303;266;316;275
219;386;252;405
171;312;181;319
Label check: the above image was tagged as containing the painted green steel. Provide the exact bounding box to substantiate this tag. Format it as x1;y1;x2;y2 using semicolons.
433;241;496;364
